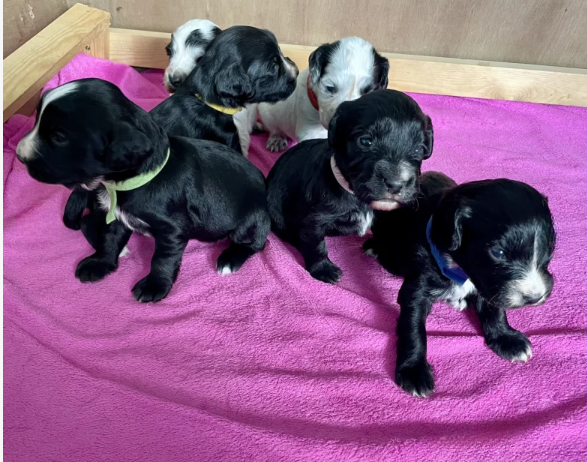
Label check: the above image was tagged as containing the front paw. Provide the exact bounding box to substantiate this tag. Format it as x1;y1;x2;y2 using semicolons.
75;255;117;282
308;259;342;284
266;134;288;153
132;275;173;303
362;238;378;258
487;331;532;363
63;213;82;231
395;361;435;398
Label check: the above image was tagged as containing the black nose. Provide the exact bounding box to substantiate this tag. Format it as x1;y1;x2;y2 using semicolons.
523;294;544;305
385;180;405;195
169;75;184;89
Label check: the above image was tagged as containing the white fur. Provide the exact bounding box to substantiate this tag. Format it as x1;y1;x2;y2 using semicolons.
164;19;219;90
508;234;548;307
217;264;234;276
97;189;150;235
510;344;533;363
16;82;79;161
232;105;259;158
257;37;379;151
438;279;477;311
356;210;374;237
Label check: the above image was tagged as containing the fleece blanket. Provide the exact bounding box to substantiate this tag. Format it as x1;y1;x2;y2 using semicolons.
3;54;587;461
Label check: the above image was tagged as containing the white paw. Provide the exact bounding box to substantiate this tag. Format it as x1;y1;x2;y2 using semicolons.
253;122;264;132
363;248;378;258
511;345;533;363
448;299;468;311
266;134;289;153
119;246;130;258
217;264;234;276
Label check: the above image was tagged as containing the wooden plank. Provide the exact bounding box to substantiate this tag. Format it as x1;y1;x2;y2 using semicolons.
109;28;587;107
71;0;587;68
3;3;111;122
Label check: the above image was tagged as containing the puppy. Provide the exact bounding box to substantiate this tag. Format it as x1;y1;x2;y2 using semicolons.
163;19;221;93
16;78;271;303
363;172;556;397
266;89;433;283
154;25;299;157
258;37;389;152
62;25;299;233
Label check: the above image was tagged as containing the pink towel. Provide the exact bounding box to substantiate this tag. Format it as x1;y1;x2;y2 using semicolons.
4;54;587;461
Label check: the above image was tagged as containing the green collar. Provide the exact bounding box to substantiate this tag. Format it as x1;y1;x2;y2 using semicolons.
101;149;170;224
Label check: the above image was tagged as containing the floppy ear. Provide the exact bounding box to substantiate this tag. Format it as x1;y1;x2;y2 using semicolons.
105;123;154;172
214;63;254;105
432;198;472;252
309;42;337;86
423;115;434;159
373;52;390;90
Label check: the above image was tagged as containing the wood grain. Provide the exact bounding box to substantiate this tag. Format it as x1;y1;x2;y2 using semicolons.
69;0;587;68
3;4;111;122
109;28;587;107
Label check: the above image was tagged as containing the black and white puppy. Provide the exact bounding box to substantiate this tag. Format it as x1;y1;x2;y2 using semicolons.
62;25;299;233
258;37;389;152
16;78;271;303
363;172;556;397
163;19;221;93
154;25;299;157
266;89;433;283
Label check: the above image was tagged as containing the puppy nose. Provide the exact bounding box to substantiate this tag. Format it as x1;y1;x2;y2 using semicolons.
169;75;185;89
284;57;299;78
385;180;405;195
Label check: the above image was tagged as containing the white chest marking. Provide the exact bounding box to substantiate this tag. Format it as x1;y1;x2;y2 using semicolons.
97;189;150;235
355;209;374;237
440;279;477;311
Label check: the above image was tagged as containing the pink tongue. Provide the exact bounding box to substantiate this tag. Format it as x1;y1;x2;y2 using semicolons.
369;199;400;211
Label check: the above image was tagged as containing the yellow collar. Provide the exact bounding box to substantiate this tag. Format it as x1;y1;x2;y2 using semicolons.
194;94;243;115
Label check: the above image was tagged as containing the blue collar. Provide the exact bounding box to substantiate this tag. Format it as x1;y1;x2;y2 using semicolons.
426;217;469;285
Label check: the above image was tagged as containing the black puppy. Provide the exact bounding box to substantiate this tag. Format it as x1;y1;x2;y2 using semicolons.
266;89;433;283
62;25;299;232
364;172;556;397
16;78;270;302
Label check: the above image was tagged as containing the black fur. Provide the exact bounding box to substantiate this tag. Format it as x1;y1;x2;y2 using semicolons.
363;172;556;397
266;89;433;283
17;78;271;302
63;25;299;232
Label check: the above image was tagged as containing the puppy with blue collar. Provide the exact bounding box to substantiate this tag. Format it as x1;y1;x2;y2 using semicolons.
16;78;271;303
363;172;556;397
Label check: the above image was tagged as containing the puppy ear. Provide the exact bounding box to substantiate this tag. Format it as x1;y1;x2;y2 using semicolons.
372;52;389;90
105;123;154;172
327;111;340;148
433;199;472;251
309;42;337;86
423;115;434;159
215;63;254;105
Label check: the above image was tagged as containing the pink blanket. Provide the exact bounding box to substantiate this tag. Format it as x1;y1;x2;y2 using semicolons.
4;54;587;461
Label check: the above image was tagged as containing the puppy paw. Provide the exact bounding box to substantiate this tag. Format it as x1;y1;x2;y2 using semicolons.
362;238;378;258
252;122;265;133
217;244;256;276
309;259;342;284
75;256;117;282
395;361;435;398
266;134;289;153
487;331;532;363
63;213;82;231
132;275;172;303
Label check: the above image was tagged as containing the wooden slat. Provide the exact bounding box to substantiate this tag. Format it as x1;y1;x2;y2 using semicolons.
109;28;587;107
3;3;111;122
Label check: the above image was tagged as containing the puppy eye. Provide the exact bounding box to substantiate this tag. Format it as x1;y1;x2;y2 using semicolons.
325;85;337;94
415;146;424;156
165;45;172;57
358;137;373;147
490;248;506;260
50;132;68;146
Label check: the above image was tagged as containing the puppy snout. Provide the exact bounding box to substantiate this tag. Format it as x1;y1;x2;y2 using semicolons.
283;57;299;78
523;294;546;306
384;179;405;195
169;74;186;90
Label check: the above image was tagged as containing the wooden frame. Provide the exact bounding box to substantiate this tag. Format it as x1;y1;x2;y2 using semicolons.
4;3;587;122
